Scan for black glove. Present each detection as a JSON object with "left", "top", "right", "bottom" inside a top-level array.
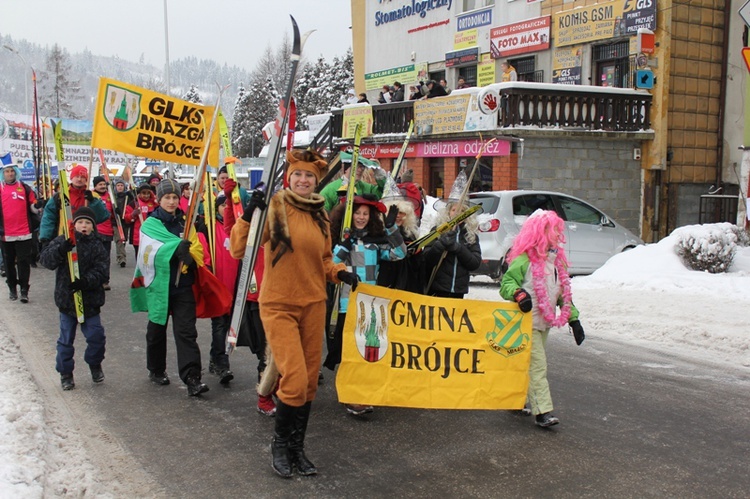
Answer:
[
  {"left": 384, "top": 204, "right": 399, "bottom": 228},
  {"left": 513, "top": 288, "right": 532, "bottom": 313},
  {"left": 241, "top": 190, "right": 267, "bottom": 222},
  {"left": 85, "top": 190, "right": 95, "bottom": 203},
  {"left": 440, "top": 230, "right": 459, "bottom": 252},
  {"left": 176, "top": 239, "right": 194, "bottom": 266},
  {"left": 337, "top": 270, "right": 360, "bottom": 291},
  {"left": 569, "top": 320, "right": 585, "bottom": 346},
  {"left": 59, "top": 238, "right": 76, "bottom": 255},
  {"left": 69, "top": 278, "right": 85, "bottom": 292},
  {"left": 339, "top": 233, "right": 354, "bottom": 253},
  {"left": 34, "top": 198, "right": 47, "bottom": 209}
]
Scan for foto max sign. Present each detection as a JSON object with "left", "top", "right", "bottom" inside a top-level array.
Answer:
[{"left": 490, "top": 16, "right": 551, "bottom": 58}]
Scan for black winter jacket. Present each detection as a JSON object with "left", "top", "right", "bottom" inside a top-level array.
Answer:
[
  {"left": 39, "top": 231, "right": 108, "bottom": 317},
  {"left": 422, "top": 225, "right": 481, "bottom": 295}
]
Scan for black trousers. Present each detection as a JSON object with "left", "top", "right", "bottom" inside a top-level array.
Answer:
[
  {"left": 146, "top": 290, "right": 202, "bottom": 383},
  {"left": 2, "top": 239, "right": 33, "bottom": 290},
  {"left": 100, "top": 238, "right": 112, "bottom": 283}
]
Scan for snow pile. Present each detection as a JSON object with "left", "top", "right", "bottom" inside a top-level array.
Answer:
[
  {"left": 674, "top": 222, "right": 739, "bottom": 273},
  {"left": 572, "top": 225, "right": 750, "bottom": 367},
  {"left": 0, "top": 331, "right": 113, "bottom": 498}
]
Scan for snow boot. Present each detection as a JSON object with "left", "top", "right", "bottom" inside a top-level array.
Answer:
[
  {"left": 19, "top": 287, "right": 29, "bottom": 303},
  {"left": 289, "top": 401, "right": 317, "bottom": 476},
  {"left": 8, "top": 285, "right": 17, "bottom": 301},
  {"left": 90, "top": 364, "right": 105, "bottom": 383},
  {"left": 61, "top": 374, "right": 75, "bottom": 391},
  {"left": 186, "top": 375, "right": 209, "bottom": 396},
  {"left": 271, "top": 400, "right": 296, "bottom": 478},
  {"left": 148, "top": 371, "right": 170, "bottom": 386},
  {"left": 535, "top": 412, "right": 560, "bottom": 428}
]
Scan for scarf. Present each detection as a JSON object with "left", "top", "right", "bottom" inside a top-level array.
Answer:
[{"left": 268, "top": 189, "right": 329, "bottom": 267}]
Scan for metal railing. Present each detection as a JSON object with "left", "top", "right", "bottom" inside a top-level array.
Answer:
[{"left": 331, "top": 83, "right": 651, "bottom": 136}]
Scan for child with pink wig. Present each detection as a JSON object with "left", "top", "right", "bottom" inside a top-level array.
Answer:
[{"left": 499, "top": 210, "right": 585, "bottom": 428}]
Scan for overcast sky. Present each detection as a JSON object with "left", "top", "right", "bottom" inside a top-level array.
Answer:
[{"left": 0, "top": 0, "right": 353, "bottom": 71}]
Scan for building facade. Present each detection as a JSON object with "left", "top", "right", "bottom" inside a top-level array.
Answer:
[{"left": 348, "top": 0, "right": 740, "bottom": 241}]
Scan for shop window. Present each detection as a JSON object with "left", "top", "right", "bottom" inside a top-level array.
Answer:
[
  {"left": 458, "top": 66, "right": 478, "bottom": 87},
  {"left": 460, "top": 0, "right": 494, "bottom": 13},
  {"left": 429, "top": 158, "right": 445, "bottom": 198},
  {"left": 593, "top": 41, "right": 632, "bottom": 88},
  {"left": 508, "top": 57, "right": 543, "bottom": 82}
]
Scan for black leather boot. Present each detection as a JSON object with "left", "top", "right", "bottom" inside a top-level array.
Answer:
[
  {"left": 289, "top": 401, "right": 317, "bottom": 476},
  {"left": 271, "top": 400, "right": 296, "bottom": 478}
]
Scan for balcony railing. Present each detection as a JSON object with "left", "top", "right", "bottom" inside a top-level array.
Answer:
[{"left": 331, "top": 83, "right": 651, "bottom": 137}]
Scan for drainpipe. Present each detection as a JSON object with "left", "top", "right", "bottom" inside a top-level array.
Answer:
[{"left": 716, "top": 2, "right": 730, "bottom": 186}]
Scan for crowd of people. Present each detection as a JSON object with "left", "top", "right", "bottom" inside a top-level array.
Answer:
[{"left": 1, "top": 142, "right": 584, "bottom": 478}]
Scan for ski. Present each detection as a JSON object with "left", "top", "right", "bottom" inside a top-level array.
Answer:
[
  {"left": 407, "top": 204, "right": 482, "bottom": 253},
  {"left": 226, "top": 15, "right": 303, "bottom": 355},
  {"left": 53, "top": 120, "right": 85, "bottom": 323},
  {"left": 268, "top": 96, "right": 297, "bottom": 193},
  {"left": 328, "top": 123, "right": 363, "bottom": 334},
  {"left": 203, "top": 170, "right": 216, "bottom": 269},
  {"left": 217, "top": 111, "right": 245, "bottom": 221},
  {"left": 390, "top": 119, "right": 414, "bottom": 180},
  {"left": 97, "top": 149, "right": 126, "bottom": 243},
  {"left": 176, "top": 82, "right": 230, "bottom": 285}
]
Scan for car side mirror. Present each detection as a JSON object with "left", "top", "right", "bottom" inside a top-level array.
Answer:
[{"left": 600, "top": 215, "right": 615, "bottom": 227}]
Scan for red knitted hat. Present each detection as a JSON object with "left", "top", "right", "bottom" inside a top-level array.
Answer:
[{"left": 70, "top": 165, "right": 88, "bottom": 179}]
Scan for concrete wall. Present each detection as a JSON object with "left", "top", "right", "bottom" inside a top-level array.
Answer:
[{"left": 518, "top": 136, "right": 643, "bottom": 234}]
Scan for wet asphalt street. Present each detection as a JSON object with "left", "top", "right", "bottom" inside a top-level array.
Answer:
[{"left": 4, "top": 261, "right": 749, "bottom": 498}]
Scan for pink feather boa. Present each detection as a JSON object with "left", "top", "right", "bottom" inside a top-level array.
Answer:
[{"left": 529, "top": 251, "right": 572, "bottom": 328}]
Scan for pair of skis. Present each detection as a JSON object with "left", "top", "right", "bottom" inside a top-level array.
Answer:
[
  {"left": 175, "top": 82, "right": 230, "bottom": 285},
  {"left": 226, "top": 16, "right": 308, "bottom": 355},
  {"left": 328, "top": 124, "right": 363, "bottom": 335},
  {"left": 407, "top": 204, "right": 482, "bottom": 253},
  {"left": 96, "top": 149, "right": 126, "bottom": 243},
  {"left": 52, "top": 120, "right": 85, "bottom": 324}
]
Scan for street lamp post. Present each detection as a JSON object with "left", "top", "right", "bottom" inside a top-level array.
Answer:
[{"left": 3, "top": 45, "right": 29, "bottom": 116}]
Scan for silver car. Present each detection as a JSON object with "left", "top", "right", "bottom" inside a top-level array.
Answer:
[{"left": 469, "top": 190, "right": 644, "bottom": 278}]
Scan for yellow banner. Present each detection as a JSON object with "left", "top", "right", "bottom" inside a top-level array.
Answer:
[
  {"left": 477, "top": 53, "right": 496, "bottom": 87},
  {"left": 342, "top": 105, "right": 373, "bottom": 139},
  {"left": 454, "top": 29, "right": 478, "bottom": 49},
  {"left": 364, "top": 63, "right": 429, "bottom": 91},
  {"left": 336, "top": 284, "right": 532, "bottom": 410},
  {"left": 91, "top": 77, "right": 220, "bottom": 166}
]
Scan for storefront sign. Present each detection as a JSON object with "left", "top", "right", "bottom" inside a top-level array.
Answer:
[
  {"left": 456, "top": 7, "right": 493, "bottom": 31},
  {"left": 477, "top": 53, "right": 496, "bottom": 86},
  {"left": 552, "top": 46, "right": 583, "bottom": 85},
  {"left": 414, "top": 93, "right": 496, "bottom": 135},
  {"left": 445, "top": 47, "right": 479, "bottom": 68},
  {"left": 454, "top": 29, "right": 478, "bottom": 49},
  {"left": 374, "top": 0, "right": 453, "bottom": 27},
  {"left": 92, "top": 77, "right": 220, "bottom": 166},
  {"left": 356, "top": 138, "right": 510, "bottom": 159},
  {"left": 365, "top": 62, "right": 429, "bottom": 91},
  {"left": 490, "top": 16, "right": 551, "bottom": 59},
  {"left": 552, "top": 0, "right": 657, "bottom": 47},
  {"left": 341, "top": 105, "right": 374, "bottom": 139}
]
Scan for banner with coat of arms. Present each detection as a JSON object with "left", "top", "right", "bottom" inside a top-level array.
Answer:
[
  {"left": 91, "top": 77, "right": 220, "bottom": 166},
  {"left": 335, "top": 284, "right": 533, "bottom": 410}
]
